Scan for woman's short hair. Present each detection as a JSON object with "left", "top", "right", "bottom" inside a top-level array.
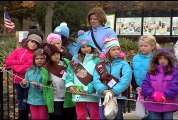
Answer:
[{"left": 87, "top": 7, "right": 107, "bottom": 27}]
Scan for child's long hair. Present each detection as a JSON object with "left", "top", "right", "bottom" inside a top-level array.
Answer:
[
  {"left": 148, "top": 49, "right": 175, "bottom": 75},
  {"left": 138, "top": 35, "right": 161, "bottom": 52},
  {"left": 32, "top": 48, "right": 46, "bottom": 73},
  {"left": 78, "top": 46, "right": 100, "bottom": 62}
]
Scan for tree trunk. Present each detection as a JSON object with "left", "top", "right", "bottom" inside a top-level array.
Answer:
[{"left": 45, "top": 1, "right": 55, "bottom": 40}]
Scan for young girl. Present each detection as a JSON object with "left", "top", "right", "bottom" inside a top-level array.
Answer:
[
  {"left": 93, "top": 36, "right": 132, "bottom": 120},
  {"left": 20, "top": 48, "right": 48, "bottom": 119},
  {"left": 5, "top": 34, "right": 43, "bottom": 120},
  {"left": 54, "top": 22, "right": 73, "bottom": 60},
  {"left": 141, "top": 48, "right": 178, "bottom": 120},
  {"left": 65, "top": 30, "right": 101, "bottom": 120},
  {"left": 46, "top": 32, "right": 76, "bottom": 120},
  {"left": 42, "top": 43, "right": 67, "bottom": 120},
  {"left": 132, "top": 35, "right": 160, "bottom": 96}
]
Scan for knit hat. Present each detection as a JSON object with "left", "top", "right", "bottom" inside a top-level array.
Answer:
[
  {"left": 76, "top": 30, "right": 97, "bottom": 53},
  {"left": 43, "top": 43, "right": 60, "bottom": 59},
  {"left": 26, "top": 34, "right": 43, "bottom": 45},
  {"left": 54, "top": 22, "right": 69, "bottom": 38},
  {"left": 47, "top": 33, "right": 62, "bottom": 44},
  {"left": 152, "top": 48, "right": 175, "bottom": 66},
  {"left": 100, "top": 36, "right": 123, "bottom": 59}
]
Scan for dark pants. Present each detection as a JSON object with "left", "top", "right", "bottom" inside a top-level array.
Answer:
[
  {"left": 64, "top": 107, "right": 77, "bottom": 120},
  {"left": 15, "top": 84, "right": 29, "bottom": 120},
  {"left": 149, "top": 111, "right": 173, "bottom": 120},
  {"left": 101, "top": 98, "right": 124, "bottom": 120}
]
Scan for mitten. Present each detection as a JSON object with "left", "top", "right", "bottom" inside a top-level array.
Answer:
[{"left": 152, "top": 92, "right": 166, "bottom": 103}]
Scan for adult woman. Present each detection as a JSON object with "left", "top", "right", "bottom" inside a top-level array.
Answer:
[{"left": 85, "top": 7, "right": 118, "bottom": 52}]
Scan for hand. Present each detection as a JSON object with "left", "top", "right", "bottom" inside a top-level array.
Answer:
[
  {"left": 22, "top": 79, "right": 28, "bottom": 85},
  {"left": 31, "top": 82, "right": 41, "bottom": 89},
  {"left": 136, "top": 87, "right": 142, "bottom": 93},
  {"left": 79, "top": 90, "right": 86, "bottom": 95},
  {"left": 70, "top": 86, "right": 77, "bottom": 94},
  {"left": 152, "top": 92, "right": 166, "bottom": 103}
]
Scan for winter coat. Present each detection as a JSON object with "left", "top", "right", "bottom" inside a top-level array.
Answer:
[
  {"left": 65, "top": 53, "right": 101, "bottom": 102},
  {"left": 5, "top": 48, "right": 34, "bottom": 84},
  {"left": 93, "top": 58, "right": 132, "bottom": 97},
  {"left": 86, "top": 25, "right": 118, "bottom": 51},
  {"left": 132, "top": 52, "right": 154, "bottom": 87},
  {"left": 22, "top": 66, "right": 46, "bottom": 105},
  {"left": 142, "top": 65, "right": 178, "bottom": 112}
]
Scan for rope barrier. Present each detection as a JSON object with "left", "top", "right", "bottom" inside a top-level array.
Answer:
[{"left": 1, "top": 67, "right": 178, "bottom": 106}]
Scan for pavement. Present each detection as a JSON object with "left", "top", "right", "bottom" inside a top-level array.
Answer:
[{"left": 124, "top": 111, "right": 178, "bottom": 119}]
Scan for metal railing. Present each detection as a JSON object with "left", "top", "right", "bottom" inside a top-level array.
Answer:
[
  {"left": 0, "top": 68, "right": 136, "bottom": 119},
  {"left": 0, "top": 68, "right": 17, "bottom": 120}
]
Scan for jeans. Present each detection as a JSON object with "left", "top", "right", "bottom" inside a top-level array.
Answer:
[
  {"left": 149, "top": 111, "right": 173, "bottom": 120},
  {"left": 15, "top": 84, "right": 29, "bottom": 110}
]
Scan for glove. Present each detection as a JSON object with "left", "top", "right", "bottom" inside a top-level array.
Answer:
[
  {"left": 152, "top": 92, "right": 166, "bottom": 103},
  {"left": 103, "top": 92, "right": 113, "bottom": 106}
]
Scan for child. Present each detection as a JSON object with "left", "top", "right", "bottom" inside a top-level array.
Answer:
[
  {"left": 132, "top": 35, "right": 160, "bottom": 96},
  {"left": 20, "top": 48, "right": 48, "bottom": 119},
  {"left": 54, "top": 22, "right": 73, "bottom": 60},
  {"left": 46, "top": 32, "right": 77, "bottom": 120},
  {"left": 65, "top": 30, "right": 101, "bottom": 120},
  {"left": 93, "top": 36, "right": 132, "bottom": 120},
  {"left": 42, "top": 43, "right": 67, "bottom": 120},
  {"left": 5, "top": 34, "right": 43, "bottom": 120},
  {"left": 141, "top": 48, "right": 178, "bottom": 120}
]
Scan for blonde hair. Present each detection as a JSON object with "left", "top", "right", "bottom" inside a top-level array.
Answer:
[
  {"left": 138, "top": 35, "right": 161, "bottom": 51},
  {"left": 86, "top": 7, "right": 107, "bottom": 27}
]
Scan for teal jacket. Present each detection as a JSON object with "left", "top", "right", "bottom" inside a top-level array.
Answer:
[
  {"left": 132, "top": 52, "right": 154, "bottom": 87},
  {"left": 22, "top": 66, "right": 46, "bottom": 105},
  {"left": 65, "top": 54, "right": 101, "bottom": 102}
]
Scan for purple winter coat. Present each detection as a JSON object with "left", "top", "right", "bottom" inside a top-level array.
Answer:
[{"left": 142, "top": 65, "right": 178, "bottom": 112}]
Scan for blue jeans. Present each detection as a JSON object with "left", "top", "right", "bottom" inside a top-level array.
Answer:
[
  {"left": 15, "top": 84, "right": 29, "bottom": 110},
  {"left": 100, "top": 99, "right": 124, "bottom": 120},
  {"left": 149, "top": 111, "right": 173, "bottom": 120}
]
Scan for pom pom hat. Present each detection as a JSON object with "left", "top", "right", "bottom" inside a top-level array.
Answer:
[
  {"left": 76, "top": 30, "right": 97, "bottom": 53},
  {"left": 54, "top": 22, "right": 69, "bottom": 38},
  {"left": 47, "top": 33, "right": 62, "bottom": 44},
  {"left": 99, "top": 36, "right": 120, "bottom": 59}
]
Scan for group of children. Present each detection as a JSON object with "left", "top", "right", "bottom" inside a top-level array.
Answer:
[{"left": 5, "top": 21, "right": 178, "bottom": 120}]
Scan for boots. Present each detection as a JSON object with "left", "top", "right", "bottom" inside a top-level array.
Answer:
[{"left": 18, "top": 110, "right": 29, "bottom": 120}]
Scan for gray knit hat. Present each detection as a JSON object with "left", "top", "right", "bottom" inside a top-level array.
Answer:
[{"left": 27, "top": 34, "right": 43, "bottom": 45}]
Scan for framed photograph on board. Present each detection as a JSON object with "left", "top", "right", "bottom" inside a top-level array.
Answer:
[
  {"left": 172, "top": 17, "right": 178, "bottom": 35},
  {"left": 143, "top": 17, "right": 170, "bottom": 35},
  {"left": 116, "top": 17, "right": 142, "bottom": 35},
  {"left": 106, "top": 14, "right": 115, "bottom": 30}
]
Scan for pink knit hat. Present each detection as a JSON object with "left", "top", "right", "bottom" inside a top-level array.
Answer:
[{"left": 47, "top": 33, "right": 62, "bottom": 44}]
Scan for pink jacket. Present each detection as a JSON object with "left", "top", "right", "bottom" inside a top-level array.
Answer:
[{"left": 5, "top": 48, "right": 34, "bottom": 84}]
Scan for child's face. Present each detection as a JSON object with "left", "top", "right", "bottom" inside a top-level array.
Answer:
[
  {"left": 108, "top": 46, "right": 121, "bottom": 59},
  {"left": 158, "top": 55, "right": 169, "bottom": 66},
  {"left": 50, "top": 39, "right": 62, "bottom": 51},
  {"left": 139, "top": 40, "right": 154, "bottom": 55},
  {"left": 80, "top": 45, "right": 92, "bottom": 54},
  {"left": 35, "top": 55, "right": 46, "bottom": 66},
  {"left": 51, "top": 53, "right": 60, "bottom": 63},
  {"left": 27, "top": 40, "right": 39, "bottom": 50}
]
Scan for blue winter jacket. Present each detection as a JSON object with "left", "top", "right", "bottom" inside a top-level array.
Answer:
[
  {"left": 93, "top": 58, "right": 132, "bottom": 97},
  {"left": 68, "top": 25, "right": 118, "bottom": 56},
  {"left": 132, "top": 52, "right": 154, "bottom": 87},
  {"left": 86, "top": 25, "right": 118, "bottom": 50}
]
